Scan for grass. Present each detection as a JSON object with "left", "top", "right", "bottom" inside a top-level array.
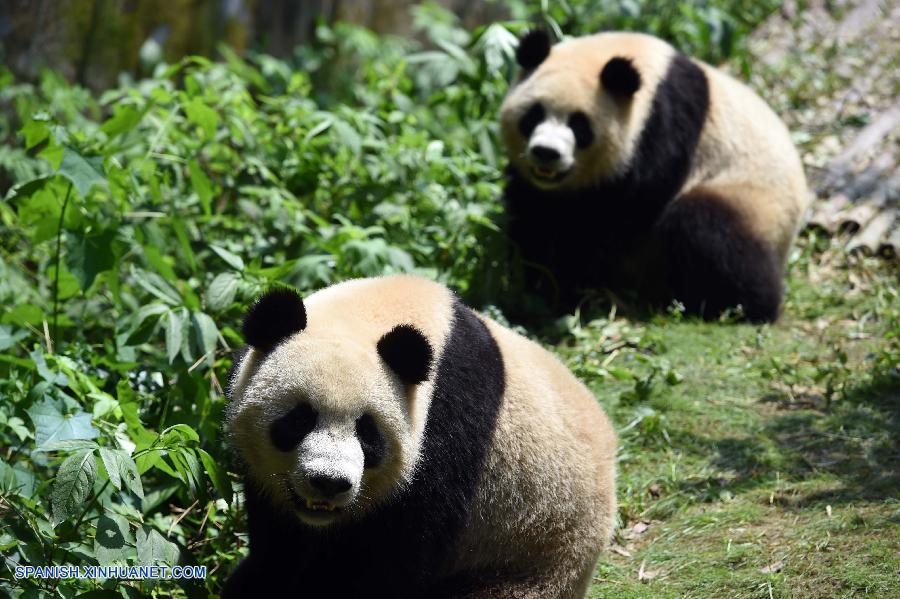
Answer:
[{"left": 566, "top": 238, "right": 900, "bottom": 597}]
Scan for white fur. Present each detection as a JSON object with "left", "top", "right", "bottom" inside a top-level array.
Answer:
[
  {"left": 294, "top": 419, "right": 364, "bottom": 498},
  {"left": 528, "top": 119, "right": 576, "bottom": 175}
]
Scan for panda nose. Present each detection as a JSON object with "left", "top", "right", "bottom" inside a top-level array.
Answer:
[
  {"left": 530, "top": 145, "right": 561, "bottom": 164},
  {"left": 309, "top": 474, "right": 352, "bottom": 497}
]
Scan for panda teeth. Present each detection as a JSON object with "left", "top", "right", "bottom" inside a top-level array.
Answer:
[{"left": 304, "top": 498, "right": 335, "bottom": 512}]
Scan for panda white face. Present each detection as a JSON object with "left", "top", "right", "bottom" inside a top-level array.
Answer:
[
  {"left": 267, "top": 399, "right": 377, "bottom": 526},
  {"left": 229, "top": 338, "right": 408, "bottom": 528},
  {"left": 516, "top": 102, "right": 595, "bottom": 189},
  {"left": 501, "top": 76, "right": 630, "bottom": 193},
  {"left": 228, "top": 288, "right": 436, "bottom": 528},
  {"left": 500, "top": 31, "right": 657, "bottom": 192}
]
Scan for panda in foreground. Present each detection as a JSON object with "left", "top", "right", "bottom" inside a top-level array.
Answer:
[
  {"left": 501, "top": 30, "right": 810, "bottom": 322},
  {"left": 223, "top": 275, "right": 617, "bottom": 598}
]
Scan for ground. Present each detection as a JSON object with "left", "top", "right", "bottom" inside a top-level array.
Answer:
[{"left": 572, "top": 245, "right": 898, "bottom": 597}]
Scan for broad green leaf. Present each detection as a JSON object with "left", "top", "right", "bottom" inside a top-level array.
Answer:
[
  {"left": 31, "top": 348, "right": 66, "bottom": 385},
  {"left": 116, "top": 380, "right": 144, "bottom": 435},
  {"left": 209, "top": 245, "right": 244, "bottom": 271},
  {"left": 101, "top": 105, "right": 142, "bottom": 137},
  {"left": 2, "top": 304, "right": 45, "bottom": 327},
  {"left": 5, "top": 175, "right": 51, "bottom": 203},
  {"left": 98, "top": 447, "right": 124, "bottom": 490},
  {"left": 46, "top": 262, "right": 80, "bottom": 300},
  {"left": 192, "top": 311, "right": 218, "bottom": 368},
  {"left": 206, "top": 272, "right": 239, "bottom": 311},
  {"left": 187, "top": 160, "right": 213, "bottom": 216},
  {"left": 332, "top": 119, "right": 362, "bottom": 155},
  {"left": 51, "top": 448, "right": 97, "bottom": 526},
  {"left": 184, "top": 98, "right": 219, "bottom": 139},
  {"left": 40, "top": 141, "right": 64, "bottom": 168},
  {"left": 94, "top": 513, "right": 134, "bottom": 564},
  {"left": 133, "top": 268, "right": 181, "bottom": 305},
  {"left": 37, "top": 439, "right": 98, "bottom": 451},
  {"left": 170, "top": 448, "right": 202, "bottom": 494},
  {"left": 27, "top": 400, "right": 99, "bottom": 450},
  {"left": 90, "top": 391, "right": 119, "bottom": 420},
  {"left": 58, "top": 147, "right": 106, "bottom": 197},
  {"left": 113, "top": 423, "right": 136, "bottom": 456},
  {"left": 125, "top": 302, "right": 169, "bottom": 345},
  {"left": 136, "top": 526, "right": 179, "bottom": 566},
  {"left": 0, "top": 461, "right": 36, "bottom": 497},
  {"left": 0, "top": 325, "right": 28, "bottom": 351},
  {"left": 20, "top": 119, "right": 50, "bottom": 149},
  {"left": 165, "top": 309, "right": 186, "bottom": 363},
  {"left": 170, "top": 218, "right": 197, "bottom": 272},
  {"left": 118, "top": 452, "right": 144, "bottom": 499},
  {"left": 159, "top": 423, "right": 200, "bottom": 445},
  {"left": 65, "top": 228, "right": 117, "bottom": 291},
  {"left": 4, "top": 416, "right": 31, "bottom": 442},
  {"left": 198, "top": 448, "right": 232, "bottom": 505}
]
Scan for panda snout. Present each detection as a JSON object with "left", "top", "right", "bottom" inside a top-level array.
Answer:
[
  {"left": 530, "top": 145, "right": 561, "bottom": 164},
  {"left": 308, "top": 473, "right": 353, "bottom": 498}
]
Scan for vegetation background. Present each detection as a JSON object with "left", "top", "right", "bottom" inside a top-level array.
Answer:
[{"left": 0, "top": 1, "right": 897, "bottom": 597}]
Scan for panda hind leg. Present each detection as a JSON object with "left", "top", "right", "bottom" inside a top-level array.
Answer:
[{"left": 657, "top": 186, "right": 783, "bottom": 323}]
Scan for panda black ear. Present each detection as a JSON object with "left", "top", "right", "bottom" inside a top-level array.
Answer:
[
  {"left": 377, "top": 325, "right": 434, "bottom": 385},
  {"left": 601, "top": 57, "right": 641, "bottom": 97},
  {"left": 516, "top": 29, "right": 551, "bottom": 70},
  {"left": 243, "top": 288, "right": 306, "bottom": 352}
]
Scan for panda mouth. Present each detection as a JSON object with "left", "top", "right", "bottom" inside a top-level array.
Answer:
[
  {"left": 288, "top": 488, "right": 343, "bottom": 515},
  {"left": 530, "top": 165, "right": 570, "bottom": 183}
]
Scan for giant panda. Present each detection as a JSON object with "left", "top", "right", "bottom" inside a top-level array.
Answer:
[
  {"left": 500, "top": 30, "right": 810, "bottom": 322},
  {"left": 222, "top": 275, "right": 617, "bottom": 598}
]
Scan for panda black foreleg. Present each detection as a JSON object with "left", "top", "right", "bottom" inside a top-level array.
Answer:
[{"left": 656, "top": 188, "right": 783, "bottom": 323}]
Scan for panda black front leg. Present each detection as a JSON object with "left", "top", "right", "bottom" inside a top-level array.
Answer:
[{"left": 657, "top": 187, "right": 784, "bottom": 322}]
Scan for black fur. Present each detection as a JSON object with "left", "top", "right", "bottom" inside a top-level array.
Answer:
[
  {"left": 505, "top": 51, "right": 723, "bottom": 316},
  {"left": 377, "top": 324, "right": 434, "bottom": 384},
  {"left": 600, "top": 57, "right": 642, "bottom": 96},
  {"left": 659, "top": 189, "right": 783, "bottom": 322},
  {"left": 516, "top": 29, "right": 551, "bottom": 70},
  {"left": 242, "top": 288, "right": 306, "bottom": 352},
  {"left": 356, "top": 413, "right": 386, "bottom": 468},
  {"left": 518, "top": 102, "right": 545, "bottom": 137},
  {"left": 568, "top": 111, "right": 594, "bottom": 148},
  {"left": 269, "top": 403, "right": 317, "bottom": 452},
  {"left": 222, "top": 301, "right": 506, "bottom": 598}
]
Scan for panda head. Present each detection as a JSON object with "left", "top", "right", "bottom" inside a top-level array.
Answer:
[
  {"left": 226, "top": 287, "right": 434, "bottom": 527},
  {"left": 500, "top": 31, "right": 668, "bottom": 191}
]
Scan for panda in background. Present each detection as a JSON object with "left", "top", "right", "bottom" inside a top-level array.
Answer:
[
  {"left": 500, "top": 30, "right": 810, "bottom": 322},
  {"left": 223, "top": 275, "right": 617, "bottom": 598}
]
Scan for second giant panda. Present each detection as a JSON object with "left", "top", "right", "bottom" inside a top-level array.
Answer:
[
  {"left": 500, "top": 30, "right": 810, "bottom": 322},
  {"left": 223, "top": 275, "right": 617, "bottom": 598}
]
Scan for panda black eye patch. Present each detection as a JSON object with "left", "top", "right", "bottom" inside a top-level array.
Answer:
[
  {"left": 356, "top": 413, "right": 386, "bottom": 469},
  {"left": 568, "top": 111, "right": 594, "bottom": 148},
  {"left": 518, "top": 103, "right": 545, "bottom": 137},
  {"left": 269, "top": 402, "right": 317, "bottom": 452}
]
